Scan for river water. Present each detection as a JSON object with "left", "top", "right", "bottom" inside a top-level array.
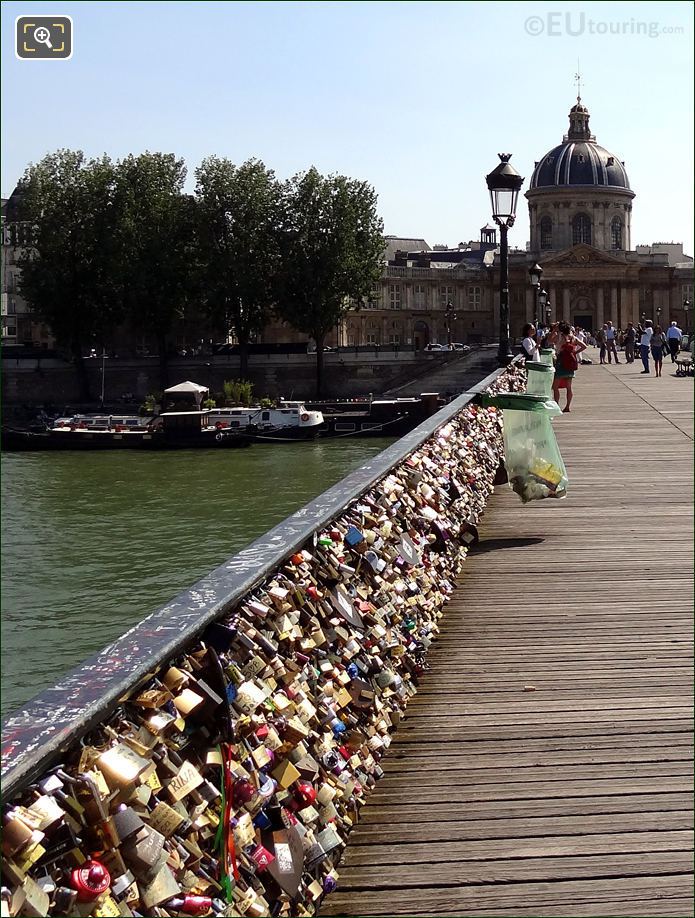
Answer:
[{"left": 0, "top": 438, "right": 394, "bottom": 718}]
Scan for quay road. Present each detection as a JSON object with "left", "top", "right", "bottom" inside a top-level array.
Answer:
[{"left": 321, "top": 353, "right": 694, "bottom": 917}]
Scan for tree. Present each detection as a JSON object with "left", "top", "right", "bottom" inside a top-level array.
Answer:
[
  {"left": 116, "top": 153, "right": 196, "bottom": 387},
  {"left": 276, "top": 168, "right": 385, "bottom": 395},
  {"left": 195, "top": 157, "right": 281, "bottom": 379},
  {"left": 16, "top": 150, "right": 122, "bottom": 399}
]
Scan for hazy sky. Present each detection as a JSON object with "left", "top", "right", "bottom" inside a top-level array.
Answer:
[{"left": 2, "top": 0, "right": 693, "bottom": 253}]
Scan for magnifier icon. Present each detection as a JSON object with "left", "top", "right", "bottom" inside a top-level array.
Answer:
[{"left": 33, "top": 26, "right": 53, "bottom": 49}]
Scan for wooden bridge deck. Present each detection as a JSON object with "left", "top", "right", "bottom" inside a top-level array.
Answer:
[{"left": 322, "top": 356, "right": 694, "bottom": 917}]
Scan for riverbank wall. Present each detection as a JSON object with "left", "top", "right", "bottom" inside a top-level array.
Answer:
[{"left": 1, "top": 350, "right": 472, "bottom": 410}]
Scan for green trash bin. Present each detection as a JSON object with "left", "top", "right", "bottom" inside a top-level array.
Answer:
[
  {"left": 525, "top": 361, "right": 555, "bottom": 398},
  {"left": 483, "top": 393, "right": 568, "bottom": 503},
  {"left": 539, "top": 347, "right": 555, "bottom": 366}
]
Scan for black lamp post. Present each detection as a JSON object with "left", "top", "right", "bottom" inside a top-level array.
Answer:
[
  {"left": 539, "top": 289, "right": 548, "bottom": 327},
  {"left": 528, "top": 262, "right": 543, "bottom": 327},
  {"left": 545, "top": 301, "right": 552, "bottom": 326},
  {"left": 445, "top": 301, "right": 456, "bottom": 349},
  {"left": 486, "top": 154, "right": 525, "bottom": 366},
  {"left": 684, "top": 299, "right": 691, "bottom": 333}
]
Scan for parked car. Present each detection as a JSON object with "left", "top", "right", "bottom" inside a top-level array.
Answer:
[
  {"left": 424, "top": 343, "right": 446, "bottom": 352},
  {"left": 451, "top": 343, "right": 471, "bottom": 352}
]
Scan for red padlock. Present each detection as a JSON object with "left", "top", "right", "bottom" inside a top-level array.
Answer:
[
  {"left": 70, "top": 860, "right": 110, "bottom": 901},
  {"left": 294, "top": 781, "right": 317, "bottom": 808}
]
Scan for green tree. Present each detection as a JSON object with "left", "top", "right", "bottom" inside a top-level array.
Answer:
[
  {"left": 276, "top": 168, "right": 385, "bottom": 395},
  {"left": 195, "top": 157, "right": 281, "bottom": 379},
  {"left": 16, "top": 150, "right": 122, "bottom": 399},
  {"left": 116, "top": 152, "right": 196, "bottom": 387}
]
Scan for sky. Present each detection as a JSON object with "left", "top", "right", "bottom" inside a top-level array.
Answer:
[{"left": 2, "top": 0, "right": 693, "bottom": 254}]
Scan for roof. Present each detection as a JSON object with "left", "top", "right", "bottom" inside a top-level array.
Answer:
[
  {"left": 163, "top": 380, "right": 209, "bottom": 395},
  {"left": 384, "top": 237, "right": 431, "bottom": 261},
  {"left": 530, "top": 141, "right": 631, "bottom": 191}
]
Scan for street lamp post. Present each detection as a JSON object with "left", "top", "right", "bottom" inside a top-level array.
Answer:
[
  {"left": 545, "top": 302, "right": 552, "bottom": 326},
  {"left": 445, "top": 301, "right": 456, "bottom": 349},
  {"left": 528, "top": 262, "right": 543, "bottom": 327},
  {"left": 656, "top": 306, "right": 662, "bottom": 328},
  {"left": 486, "top": 154, "right": 525, "bottom": 366},
  {"left": 684, "top": 299, "right": 692, "bottom": 333}
]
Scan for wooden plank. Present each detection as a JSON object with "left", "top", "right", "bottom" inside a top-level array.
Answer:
[
  {"left": 342, "top": 830, "right": 693, "bottom": 867},
  {"left": 350, "top": 810, "right": 694, "bottom": 844}
]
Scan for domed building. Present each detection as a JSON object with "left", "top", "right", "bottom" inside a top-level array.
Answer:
[
  {"left": 503, "top": 97, "right": 693, "bottom": 335},
  {"left": 527, "top": 98, "right": 634, "bottom": 255}
]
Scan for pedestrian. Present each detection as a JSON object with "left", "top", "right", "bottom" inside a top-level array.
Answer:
[
  {"left": 596, "top": 326, "right": 607, "bottom": 363},
  {"left": 520, "top": 323, "right": 540, "bottom": 361},
  {"left": 650, "top": 325, "right": 666, "bottom": 377},
  {"left": 548, "top": 322, "right": 587, "bottom": 413},
  {"left": 605, "top": 321, "right": 620, "bottom": 363},
  {"left": 623, "top": 322, "right": 636, "bottom": 362},
  {"left": 639, "top": 321, "right": 653, "bottom": 373},
  {"left": 666, "top": 321, "right": 683, "bottom": 363}
]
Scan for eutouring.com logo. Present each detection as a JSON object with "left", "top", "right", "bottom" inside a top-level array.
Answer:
[{"left": 524, "top": 12, "right": 685, "bottom": 39}]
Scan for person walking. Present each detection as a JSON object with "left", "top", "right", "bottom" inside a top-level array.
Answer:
[
  {"left": 548, "top": 322, "right": 587, "bottom": 412},
  {"left": 639, "top": 320, "right": 653, "bottom": 373},
  {"left": 623, "top": 322, "right": 636, "bottom": 363},
  {"left": 650, "top": 325, "right": 666, "bottom": 377},
  {"left": 666, "top": 321, "right": 683, "bottom": 363},
  {"left": 605, "top": 321, "right": 620, "bottom": 363},
  {"left": 596, "top": 326, "right": 607, "bottom": 364}
]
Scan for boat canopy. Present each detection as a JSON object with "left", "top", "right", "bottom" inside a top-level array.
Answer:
[
  {"left": 163, "top": 380, "right": 209, "bottom": 410},
  {"left": 164, "top": 381, "right": 209, "bottom": 396}
]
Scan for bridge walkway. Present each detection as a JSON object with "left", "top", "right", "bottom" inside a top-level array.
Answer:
[{"left": 321, "top": 355, "right": 694, "bottom": 917}]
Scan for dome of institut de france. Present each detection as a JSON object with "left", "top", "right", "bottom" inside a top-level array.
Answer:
[{"left": 530, "top": 98, "right": 631, "bottom": 191}]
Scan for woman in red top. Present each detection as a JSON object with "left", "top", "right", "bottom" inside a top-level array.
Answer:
[{"left": 547, "top": 322, "right": 587, "bottom": 413}]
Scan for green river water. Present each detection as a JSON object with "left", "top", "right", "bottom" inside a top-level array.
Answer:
[{"left": 0, "top": 438, "right": 394, "bottom": 718}]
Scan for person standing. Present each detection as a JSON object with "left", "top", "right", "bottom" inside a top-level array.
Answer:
[
  {"left": 639, "top": 321, "right": 653, "bottom": 373},
  {"left": 666, "top": 321, "right": 683, "bottom": 363},
  {"left": 605, "top": 321, "right": 620, "bottom": 363},
  {"left": 623, "top": 323, "right": 636, "bottom": 363},
  {"left": 596, "top": 326, "right": 607, "bottom": 364},
  {"left": 520, "top": 323, "right": 540, "bottom": 361},
  {"left": 548, "top": 322, "right": 587, "bottom": 412},
  {"left": 650, "top": 325, "right": 666, "bottom": 377}
]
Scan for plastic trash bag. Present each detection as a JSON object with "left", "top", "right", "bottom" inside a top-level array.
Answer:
[
  {"left": 484, "top": 393, "right": 568, "bottom": 503},
  {"left": 524, "top": 361, "right": 555, "bottom": 399}
]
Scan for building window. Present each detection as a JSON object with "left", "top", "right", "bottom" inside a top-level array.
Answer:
[
  {"left": 388, "top": 334, "right": 401, "bottom": 345},
  {"left": 414, "top": 284, "right": 426, "bottom": 308},
  {"left": 367, "top": 284, "right": 381, "bottom": 309},
  {"left": 366, "top": 332, "right": 378, "bottom": 344},
  {"left": 610, "top": 216, "right": 623, "bottom": 250},
  {"left": 389, "top": 284, "right": 401, "bottom": 310},
  {"left": 439, "top": 285, "right": 454, "bottom": 309},
  {"left": 540, "top": 216, "right": 553, "bottom": 249},
  {"left": 467, "top": 286, "right": 482, "bottom": 310},
  {"left": 572, "top": 213, "right": 592, "bottom": 245}
]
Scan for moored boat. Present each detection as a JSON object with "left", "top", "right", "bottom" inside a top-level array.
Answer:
[{"left": 206, "top": 401, "right": 324, "bottom": 441}]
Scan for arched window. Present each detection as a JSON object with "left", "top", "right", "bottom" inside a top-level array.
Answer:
[
  {"left": 610, "top": 216, "right": 623, "bottom": 250},
  {"left": 572, "top": 213, "right": 592, "bottom": 245},
  {"left": 540, "top": 217, "right": 553, "bottom": 249}
]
